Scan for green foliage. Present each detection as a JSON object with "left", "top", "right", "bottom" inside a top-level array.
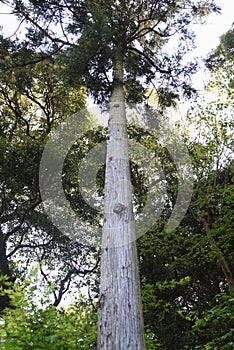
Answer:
[
  {"left": 206, "top": 25, "right": 234, "bottom": 98},
  {"left": 59, "top": 6, "right": 113, "bottom": 101},
  {"left": 0, "top": 3, "right": 232, "bottom": 349},
  {"left": 145, "top": 327, "right": 163, "bottom": 350},
  {"left": 0, "top": 46, "right": 99, "bottom": 308},
  {"left": 192, "top": 294, "right": 234, "bottom": 349},
  {"left": 206, "top": 26, "right": 234, "bottom": 72},
  {"left": 138, "top": 34, "right": 234, "bottom": 347},
  {"left": 0, "top": 276, "right": 97, "bottom": 350},
  {"left": 141, "top": 273, "right": 195, "bottom": 349},
  {"left": 6, "top": 0, "right": 220, "bottom": 104},
  {"left": 0, "top": 52, "right": 86, "bottom": 138}
]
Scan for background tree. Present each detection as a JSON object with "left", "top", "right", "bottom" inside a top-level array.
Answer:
[
  {"left": 0, "top": 274, "right": 98, "bottom": 350},
  {"left": 138, "top": 26, "right": 233, "bottom": 349},
  {"left": 206, "top": 25, "right": 234, "bottom": 73},
  {"left": 0, "top": 40, "right": 101, "bottom": 311},
  {"left": 1, "top": 0, "right": 221, "bottom": 348}
]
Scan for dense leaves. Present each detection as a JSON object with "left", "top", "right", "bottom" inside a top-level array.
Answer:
[
  {"left": 0, "top": 275, "right": 98, "bottom": 349},
  {"left": 137, "top": 27, "right": 234, "bottom": 348},
  {"left": 2, "top": 0, "right": 220, "bottom": 103},
  {"left": 0, "top": 2, "right": 233, "bottom": 349},
  {"left": 0, "top": 48, "right": 101, "bottom": 311}
]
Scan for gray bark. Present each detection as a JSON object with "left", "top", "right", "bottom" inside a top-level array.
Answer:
[{"left": 97, "top": 56, "right": 146, "bottom": 349}]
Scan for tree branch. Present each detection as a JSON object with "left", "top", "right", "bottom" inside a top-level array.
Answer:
[
  {"left": 128, "top": 46, "right": 171, "bottom": 75},
  {"left": 14, "top": 6, "right": 73, "bottom": 47},
  {"left": 1, "top": 45, "right": 65, "bottom": 71}
]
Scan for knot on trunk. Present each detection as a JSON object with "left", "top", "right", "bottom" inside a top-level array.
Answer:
[{"left": 113, "top": 203, "right": 126, "bottom": 214}]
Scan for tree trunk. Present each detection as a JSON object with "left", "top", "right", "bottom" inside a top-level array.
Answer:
[
  {"left": 0, "top": 232, "right": 14, "bottom": 312},
  {"left": 97, "top": 54, "right": 146, "bottom": 349},
  {"left": 199, "top": 217, "right": 234, "bottom": 298}
]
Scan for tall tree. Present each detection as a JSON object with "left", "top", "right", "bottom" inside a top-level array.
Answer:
[
  {"left": 1, "top": 0, "right": 221, "bottom": 348},
  {"left": 0, "top": 41, "right": 100, "bottom": 311}
]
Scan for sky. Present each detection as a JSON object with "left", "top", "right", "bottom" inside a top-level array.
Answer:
[
  {"left": 0, "top": 0, "right": 233, "bottom": 109},
  {"left": 0, "top": 0, "right": 233, "bottom": 53},
  {"left": 192, "top": 0, "right": 233, "bottom": 56}
]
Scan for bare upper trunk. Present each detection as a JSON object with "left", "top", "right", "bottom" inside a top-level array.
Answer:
[{"left": 97, "top": 54, "right": 145, "bottom": 349}]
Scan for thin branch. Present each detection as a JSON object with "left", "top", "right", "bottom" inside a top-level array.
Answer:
[
  {"left": 1, "top": 44, "right": 65, "bottom": 71},
  {"left": 128, "top": 46, "right": 171, "bottom": 74},
  {"left": 73, "top": 257, "right": 100, "bottom": 276},
  {"left": 124, "top": 7, "right": 170, "bottom": 46},
  {"left": 4, "top": 213, "right": 28, "bottom": 240},
  {"left": 15, "top": 6, "right": 72, "bottom": 47},
  {"left": 53, "top": 270, "right": 74, "bottom": 306},
  {"left": 88, "top": 285, "right": 97, "bottom": 311},
  {"left": 59, "top": 9, "right": 70, "bottom": 43},
  {"left": 23, "top": 90, "right": 49, "bottom": 118},
  {"left": 6, "top": 17, "right": 26, "bottom": 39},
  {"left": 39, "top": 262, "right": 59, "bottom": 303},
  {"left": 7, "top": 238, "right": 54, "bottom": 258},
  {"left": 6, "top": 228, "right": 28, "bottom": 258}
]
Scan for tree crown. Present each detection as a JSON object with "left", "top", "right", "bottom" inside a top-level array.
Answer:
[{"left": 3, "top": 0, "right": 221, "bottom": 103}]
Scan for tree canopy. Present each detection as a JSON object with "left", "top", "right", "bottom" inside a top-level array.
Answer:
[
  {"left": 2, "top": 0, "right": 220, "bottom": 104},
  {"left": 0, "top": 1, "right": 233, "bottom": 349}
]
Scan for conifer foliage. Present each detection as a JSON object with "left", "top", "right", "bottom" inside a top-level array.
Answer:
[{"left": 1, "top": 1, "right": 221, "bottom": 349}]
